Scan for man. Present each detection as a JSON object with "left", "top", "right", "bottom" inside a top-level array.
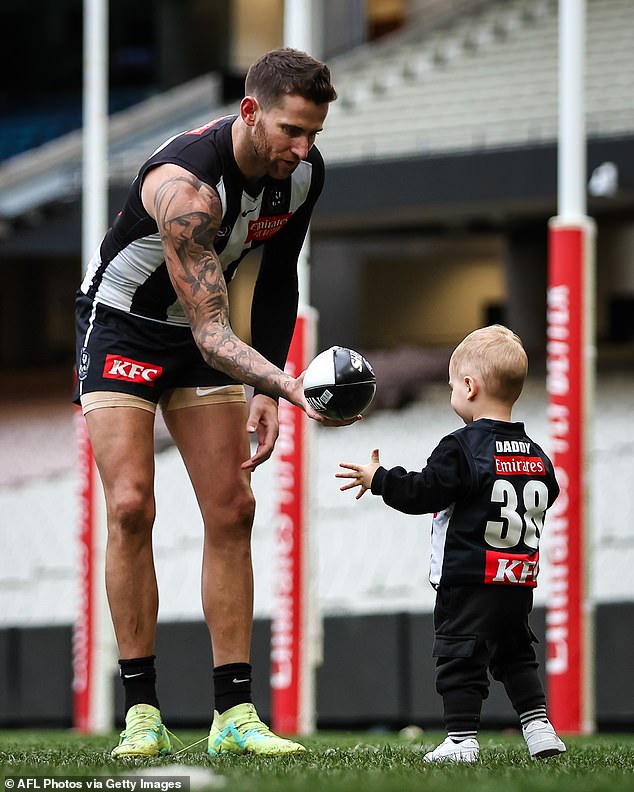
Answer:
[{"left": 74, "top": 48, "right": 344, "bottom": 758}]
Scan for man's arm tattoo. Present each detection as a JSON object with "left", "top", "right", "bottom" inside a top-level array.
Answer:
[{"left": 154, "top": 173, "right": 296, "bottom": 400}]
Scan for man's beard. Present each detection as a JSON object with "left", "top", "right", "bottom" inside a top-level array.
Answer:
[
  {"left": 252, "top": 119, "right": 272, "bottom": 164},
  {"left": 251, "top": 119, "right": 297, "bottom": 179}
]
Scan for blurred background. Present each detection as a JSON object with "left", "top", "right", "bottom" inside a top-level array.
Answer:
[{"left": 1, "top": 0, "right": 633, "bottom": 732}]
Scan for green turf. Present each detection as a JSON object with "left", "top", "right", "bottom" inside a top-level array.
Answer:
[{"left": 1, "top": 730, "right": 633, "bottom": 792}]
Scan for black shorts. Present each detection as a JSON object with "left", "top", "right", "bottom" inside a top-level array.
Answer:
[
  {"left": 432, "top": 584, "right": 536, "bottom": 653},
  {"left": 73, "top": 292, "right": 239, "bottom": 405}
]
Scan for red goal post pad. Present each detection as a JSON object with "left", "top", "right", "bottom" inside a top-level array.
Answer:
[
  {"left": 271, "top": 307, "right": 319, "bottom": 736},
  {"left": 73, "top": 411, "right": 116, "bottom": 733},
  {"left": 546, "top": 217, "right": 596, "bottom": 735}
]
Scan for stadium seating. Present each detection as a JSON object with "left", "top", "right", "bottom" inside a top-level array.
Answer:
[
  {"left": 1, "top": 0, "right": 633, "bottom": 220},
  {"left": 320, "top": 0, "right": 634, "bottom": 162},
  {"left": 0, "top": 89, "right": 151, "bottom": 163}
]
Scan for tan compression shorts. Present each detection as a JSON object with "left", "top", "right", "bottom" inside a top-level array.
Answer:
[{"left": 80, "top": 384, "right": 247, "bottom": 415}]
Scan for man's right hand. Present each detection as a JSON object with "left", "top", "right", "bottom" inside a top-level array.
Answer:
[{"left": 287, "top": 373, "right": 362, "bottom": 427}]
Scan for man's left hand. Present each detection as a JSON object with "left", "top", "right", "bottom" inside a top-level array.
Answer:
[{"left": 241, "top": 394, "right": 280, "bottom": 471}]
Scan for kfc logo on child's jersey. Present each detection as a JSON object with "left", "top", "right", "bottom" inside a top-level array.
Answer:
[{"left": 485, "top": 550, "right": 539, "bottom": 586}]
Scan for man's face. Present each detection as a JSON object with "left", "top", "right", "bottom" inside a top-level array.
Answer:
[{"left": 251, "top": 93, "right": 329, "bottom": 180}]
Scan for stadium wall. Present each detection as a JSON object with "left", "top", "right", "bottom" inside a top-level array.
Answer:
[{"left": 1, "top": 606, "right": 633, "bottom": 730}]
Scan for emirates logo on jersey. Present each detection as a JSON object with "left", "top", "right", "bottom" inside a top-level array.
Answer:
[
  {"left": 246, "top": 213, "right": 292, "bottom": 242},
  {"left": 494, "top": 455, "right": 546, "bottom": 475}
]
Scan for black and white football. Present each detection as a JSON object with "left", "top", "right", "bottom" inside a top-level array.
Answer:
[{"left": 303, "top": 346, "right": 376, "bottom": 420}]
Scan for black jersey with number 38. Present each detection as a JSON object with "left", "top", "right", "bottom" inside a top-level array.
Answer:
[{"left": 371, "top": 419, "right": 560, "bottom": 588}]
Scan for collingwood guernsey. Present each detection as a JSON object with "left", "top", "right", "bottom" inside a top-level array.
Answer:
[
  {"left": 80, "top": 115, "right": 323, "bottom": 353},
  {"left": 370, "top": 419, "right": 559, "bottom": 588}
]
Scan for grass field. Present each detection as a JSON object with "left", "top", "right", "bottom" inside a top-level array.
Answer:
[{"left": 1, "top": 729, "right": 633, "bottom": 792}]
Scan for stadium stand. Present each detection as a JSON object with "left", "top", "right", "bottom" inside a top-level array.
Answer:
[
  {"left": 0, "top": 74, "right": 221, "bottom": 221},
  {"left": 2, "top": 0, "right": 633, "bottom": 223},
  {"left": 0, "top": 89, "right": 152, "bottom": 163},
  {"left": 320, "top": 0, "right": 634, "bottom": 159}
]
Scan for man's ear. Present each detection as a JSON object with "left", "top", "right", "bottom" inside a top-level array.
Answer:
[{"left": 240, "top": 96, "right": 259, "bottom": 127}]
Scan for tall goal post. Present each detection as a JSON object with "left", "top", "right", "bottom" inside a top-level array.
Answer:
[
  {"left": 546, "top": 0, "right": 595, "bottom": 734},
  {"left": 74, "top": 0, "right": 116, "bottom": 733},
  {"left": 270, "top": 0, "right": 322, "bottom": 736}
]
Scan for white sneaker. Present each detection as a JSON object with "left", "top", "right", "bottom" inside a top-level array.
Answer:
[
  {"left": 423, "top": 736, "right": 480, "bottom": 763},
  {"left": 522, "top": 719, "right": 566, "bottom": 759}
]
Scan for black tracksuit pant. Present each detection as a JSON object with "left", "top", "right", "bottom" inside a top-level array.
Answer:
[{"left": 432, "top": 584, "right": 546, "bottom": 732}]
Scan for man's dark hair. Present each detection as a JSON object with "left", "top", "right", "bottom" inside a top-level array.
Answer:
[{"left": 245, "top": 48, "right": 337, "bottom": 109}]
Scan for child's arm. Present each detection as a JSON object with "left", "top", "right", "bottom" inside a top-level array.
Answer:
[
  {"left": 337, "top": 449, "right": 381, "bottom": 499},
  {"left": 338, "top": 436, "right": 470, "bottom": 514}
]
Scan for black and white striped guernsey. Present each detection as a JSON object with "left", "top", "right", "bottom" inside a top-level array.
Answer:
[{"left": 80, "top": 115, "right": 324, "bottom": 338}]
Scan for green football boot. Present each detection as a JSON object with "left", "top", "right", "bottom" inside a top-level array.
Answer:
[
  {"left": 207, "top": 703, "right": 306, "bottom": 756},
  {"left": 111, "top": 704, "right": 172, "bottom": 758}
]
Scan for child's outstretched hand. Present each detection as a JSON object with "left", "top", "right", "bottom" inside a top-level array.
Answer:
[{"left": 337, "top": 449, "right": 381, "bottom": 499}]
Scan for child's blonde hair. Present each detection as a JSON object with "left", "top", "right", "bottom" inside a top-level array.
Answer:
[{"left": 449, "top": 325, "right": 528, "bottom": 404}]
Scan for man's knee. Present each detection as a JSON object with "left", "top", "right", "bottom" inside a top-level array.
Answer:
[
  {"left": 226, "top": 483, "right": 255, "bottom": 526},
  {"left": 206, "top": 487, "right": 256, "bottom": 538},
  {"left": 107, "top": 482, "right": 155, "bottom": 538}
]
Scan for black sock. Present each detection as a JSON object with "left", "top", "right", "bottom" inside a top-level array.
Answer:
[
  {"left": 119, "top": 655, "right": 160, "bottom": 712},
  {"left": 520, "top": 706, "right": 548, "bottom": 727},
  {"left": 213, "top": 662, "right": 252, "bottom": 714},
  {"left": 448, "top": 729, "right": 478, "bottom": 743}
]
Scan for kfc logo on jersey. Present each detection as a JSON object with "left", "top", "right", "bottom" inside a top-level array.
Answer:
[
  {"left": 485, "top": 550, "right": 539, "bottom": 586},
  {"left": 103, "top": 354, "right": 163, "bottom": 385},
  {"left": 246, "top": 213, "right": 292, "bottom": 242}
]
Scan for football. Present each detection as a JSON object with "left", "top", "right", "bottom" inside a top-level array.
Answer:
[{"left": 303, "top": 346, "right": 376, "bottom": 420}]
